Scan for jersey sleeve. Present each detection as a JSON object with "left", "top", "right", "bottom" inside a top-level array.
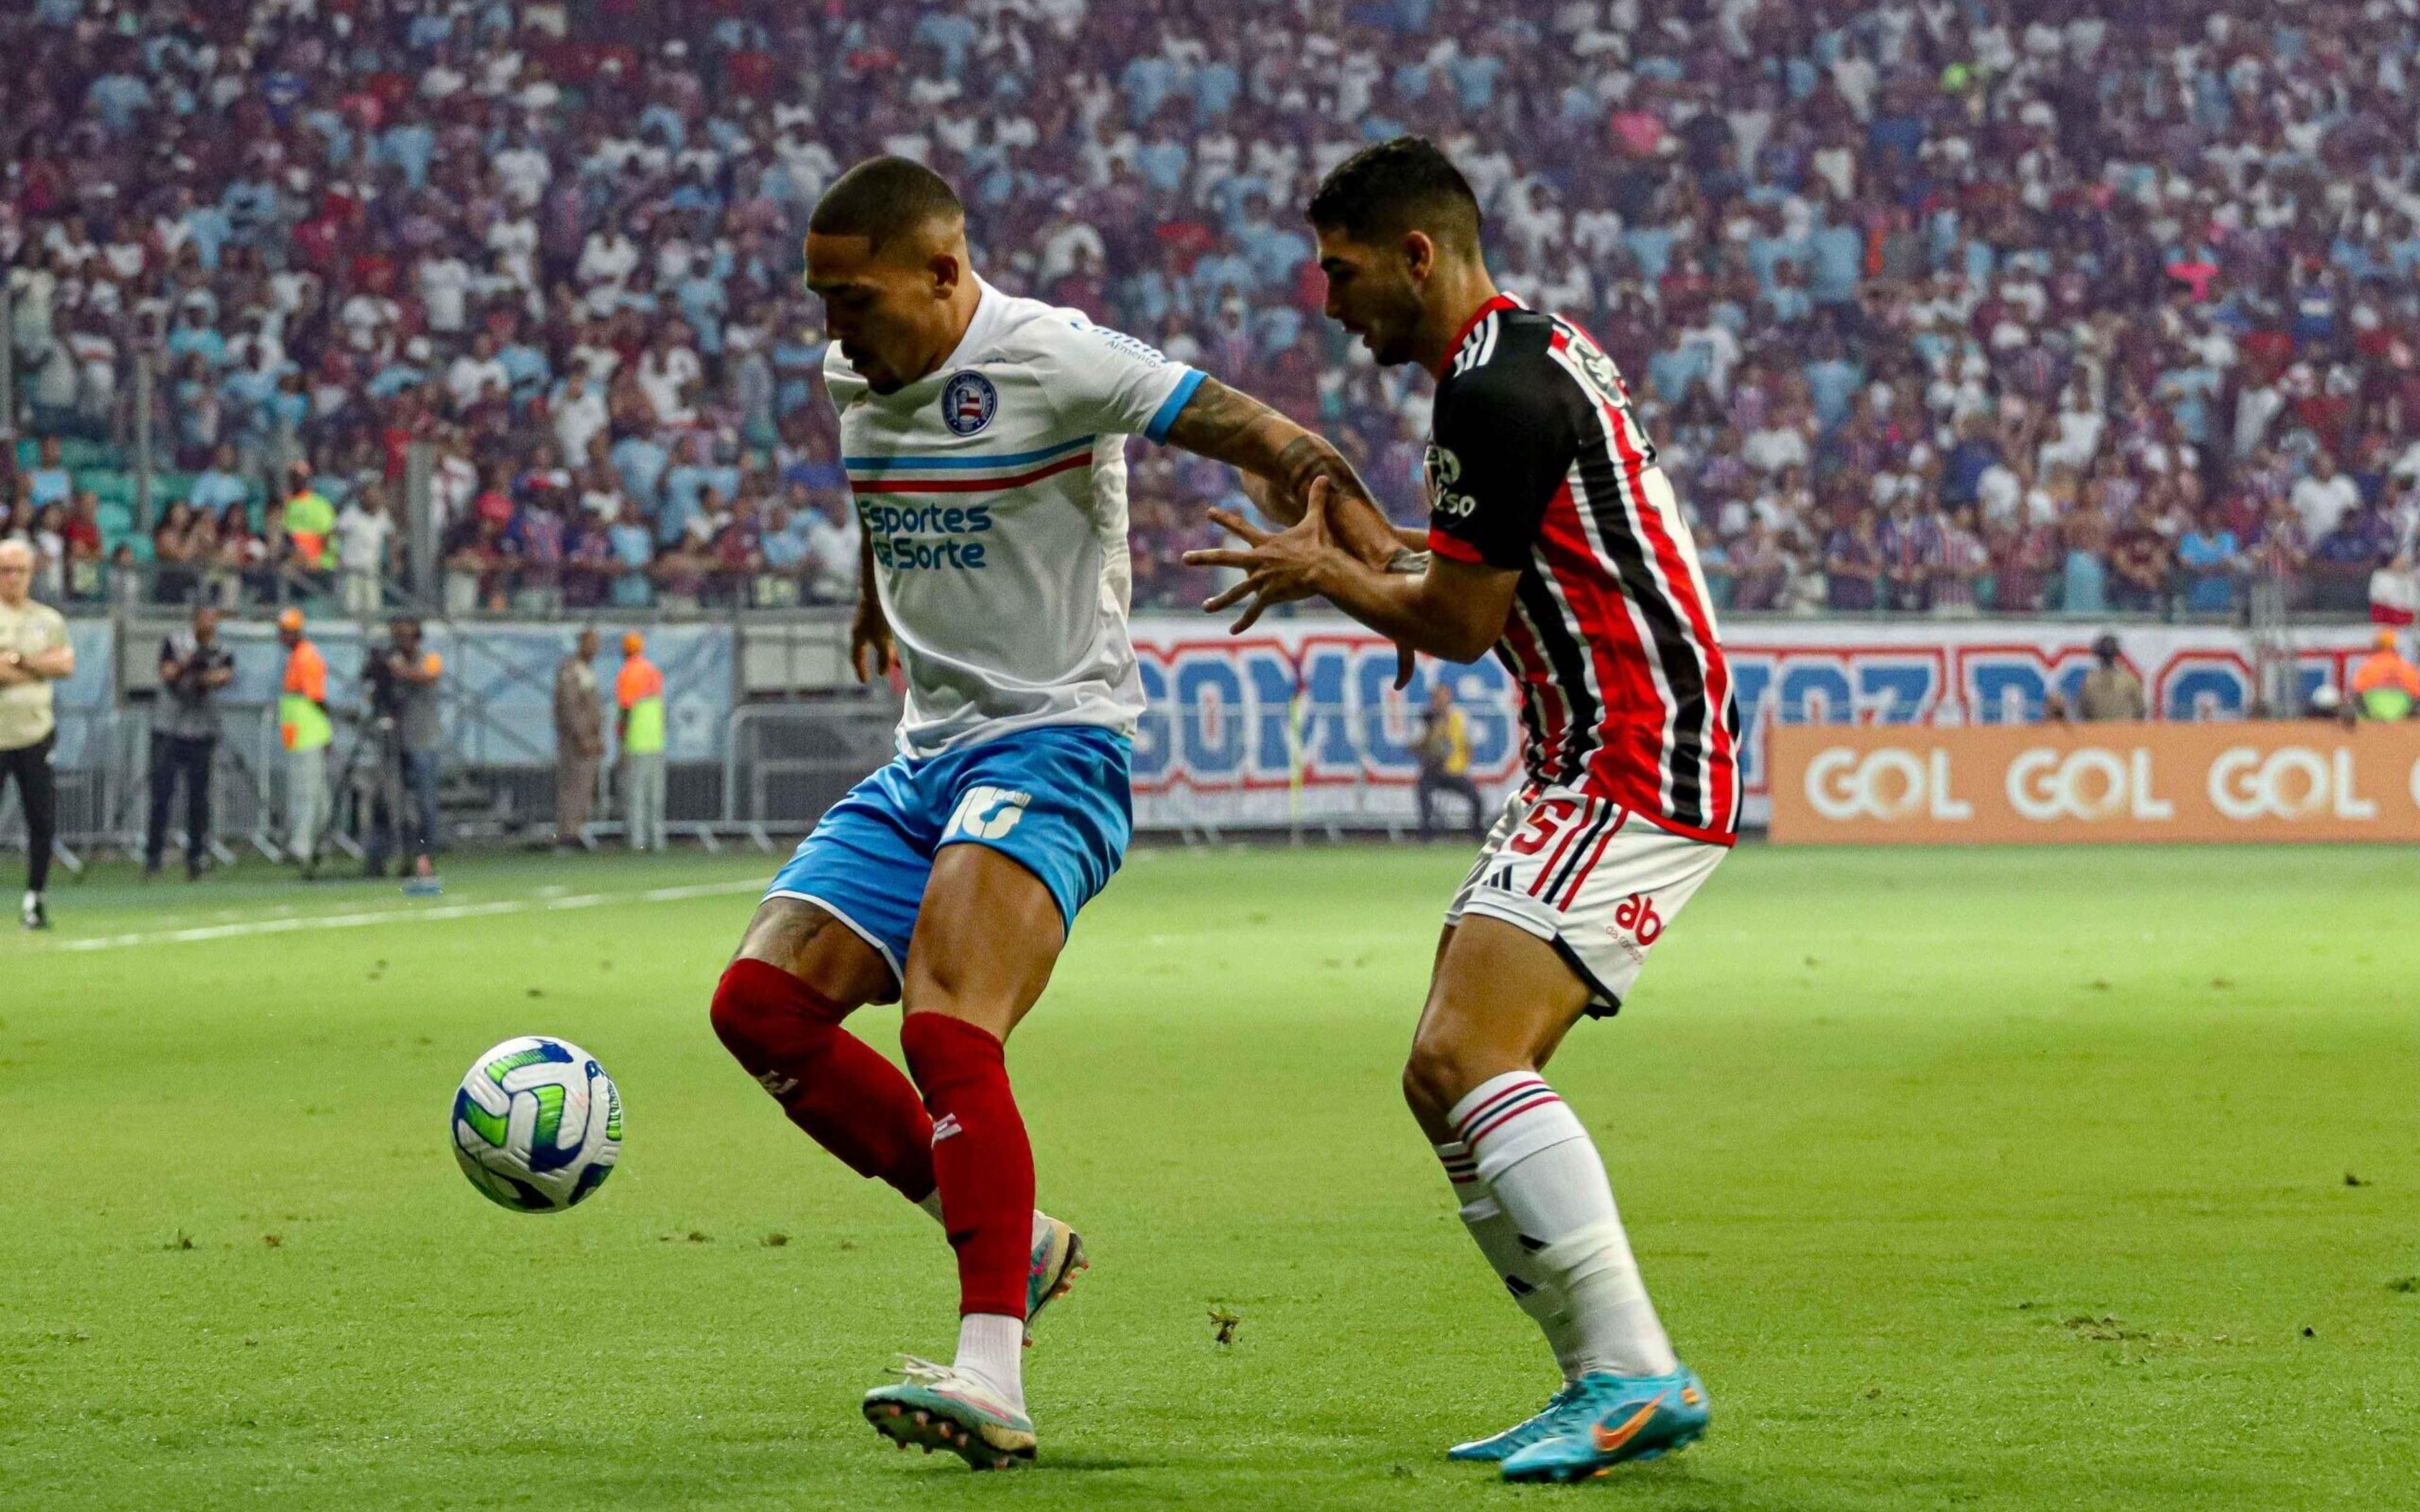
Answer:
[
  {"left": 1425, "top": 368, "right": 1580, "bottom": 573},
  {"left": 1027, "top": 315, "right": 1203, "bottom": 443}
]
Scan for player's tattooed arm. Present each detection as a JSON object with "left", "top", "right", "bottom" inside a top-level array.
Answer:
[
  {"left": 850, "top": 534, "right": 894, "bottom": 683},
  {"left": 1161, "top": 377, "right": 1414, "bottom": 568}
]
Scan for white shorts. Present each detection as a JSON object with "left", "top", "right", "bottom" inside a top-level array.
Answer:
[{"left": 1444, "top": 787, "right": 1729, "bottom": 1014}]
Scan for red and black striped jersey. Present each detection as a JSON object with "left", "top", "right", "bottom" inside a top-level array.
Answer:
[{"left": 1424, "top": 295, "right": 1741, "bottom": 844}]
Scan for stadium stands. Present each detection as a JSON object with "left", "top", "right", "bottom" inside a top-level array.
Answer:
[{"left": 4, "top": 0, "right": 2419, "bottom": 620}]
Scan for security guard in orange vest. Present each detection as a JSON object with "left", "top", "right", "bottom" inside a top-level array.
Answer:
[
  {"left": 2351, "top": 629, "right": 2420, "bottom": 720},
  {"left": 616, "top": 633, "right": 667, "bottom": 850},
  {"left": 277, "top": 608, "right": 333, "bottom": 874}
]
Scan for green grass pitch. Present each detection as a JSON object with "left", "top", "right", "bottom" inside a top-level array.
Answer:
[{"left": 3, "top": 842, "right": 2416, "bottom": 1509}]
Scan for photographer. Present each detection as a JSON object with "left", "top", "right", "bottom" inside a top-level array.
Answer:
[
  {"left": 364, "top": 616, "right": 444, "bottom": 879},
  {"left": 146, "top": 604, "right": 234, "bottom": 879},
  {"left": 1, "top": 539, "right": 74, "bottom": 930}
]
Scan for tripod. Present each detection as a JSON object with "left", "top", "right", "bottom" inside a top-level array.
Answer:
[{"left": 316, "top": 707, "right": 395, "bottom": 871}]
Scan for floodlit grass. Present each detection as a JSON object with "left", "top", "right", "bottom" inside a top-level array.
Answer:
[{"left": 3, "top": 842, "right": 2416, "bottom": 1509}]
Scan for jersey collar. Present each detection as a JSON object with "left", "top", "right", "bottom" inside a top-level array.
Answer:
[{"left": 1434, "top": 292, "right": 1524, "bottom": 380}]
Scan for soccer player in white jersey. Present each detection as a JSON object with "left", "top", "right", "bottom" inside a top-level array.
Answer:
[
  {"left": 705, "top": 158, "right": 1410, "bottom": 1469},
  {"left": 1190, "top": 139, "right": 1741, "bottom": 1481}
]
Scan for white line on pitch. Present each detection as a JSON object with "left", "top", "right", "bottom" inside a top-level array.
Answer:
[{"left": 46, "top": 879, "right": 766, "bottom": 953}]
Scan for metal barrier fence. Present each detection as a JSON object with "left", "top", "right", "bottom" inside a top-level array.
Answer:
[
  {"left": 709, "top": 697, "right": 1525, "bottom": 843},
  {"left": 1, "top": 694, "right": 1528, "bottom": 870},
  {"left": 0, "top": 701, "right": 284, "bottom": 870},
  {"left": 722, "top": 703, "right": 899, "bottom": 839}
]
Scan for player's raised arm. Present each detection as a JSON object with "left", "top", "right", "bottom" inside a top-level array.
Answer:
[{"left": 1158, "top": 375, "right": 1422, "bottom": 568}]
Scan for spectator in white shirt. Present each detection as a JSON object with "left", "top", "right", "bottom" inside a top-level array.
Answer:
[
  {"left": 493, "top": 129, "right": 551, "bottom": 207},
  {"left": 2040, "top": 382, "right": 2105, "bottom": 472},
  {"left": 418, "top": 252, "right": 473, "bottom": 335},
  {"left": 431, "top": 435, "right": 478, "bottom": 530},
  {"left": 446, "top": 333, "right": 509, "bottom": 415},
  {"left": 487, "top": 212, "right": 539, "bottom": 292},
  {"left": 552, "top": 370, "right": 609, "bottom": 465},
  {"left": 579, "top": 461, "right": 627, "bottom": 520},
  {"left": 577, "top": 228, "right": 640, "bottom": 290},
  {"left": 335, "top": 490, "right": 395, "bottom": 615},
  {"left": 2291, "top": 451, "right": 2361, "bottom": 541},
  {"left": 802, "top": 491, "right": 861, "bottom": 604},
  {"left": 635, "top": 326, "right": 701, "bottom": 428}
]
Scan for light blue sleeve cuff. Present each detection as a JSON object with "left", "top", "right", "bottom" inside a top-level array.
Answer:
[{"left": 1143, "top": 368, "right": 1207, "bottom": 444}]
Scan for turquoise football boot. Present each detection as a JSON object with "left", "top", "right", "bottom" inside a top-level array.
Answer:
[
  {"left": 863, "top": 1358, "right": 1036, "bottom": 1470},
  {"left": 1023, "top": 1214, "right": 1088, "bottom": 1344},
  {"left": 1497, "top": 1366, "right": 1710, "bottom": 1482},
  {"left": 1446, "top": 1381, "right": 1580, "bottom": 1462}
]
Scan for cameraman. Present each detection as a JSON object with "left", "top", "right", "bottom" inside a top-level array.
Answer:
[
  {"left": 364, "top": 616, "right": 444, "bottom": 878},
  {"left": 146, "top": 604, "right": 234, "bottom": 879}
]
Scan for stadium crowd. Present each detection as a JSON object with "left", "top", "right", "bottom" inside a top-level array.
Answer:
[{"left": 7, "top": 0, "right": 2420, "bottom": 622}]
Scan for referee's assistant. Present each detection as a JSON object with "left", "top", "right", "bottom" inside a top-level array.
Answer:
[{"left": 0, "top": 539, "right": 76, "bottom": 931}]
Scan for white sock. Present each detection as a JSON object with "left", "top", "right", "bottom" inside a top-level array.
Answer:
[
  {"left": 954, "top": 1312, "right": 1027, "bottom": 1416},
  {"left": 1436, "top": 1140, "right": 1582, "bottom": 1381},
  {"left": 1450, "top": 1072, "right": 1679, "bottom": 1379},
  {"left": 21, "top": 891, "right": 37, "bottom": 911}
]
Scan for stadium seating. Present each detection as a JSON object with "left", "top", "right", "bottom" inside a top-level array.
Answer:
[{"left": 3, "top": 0, "right": 2417, "bottom": 621}]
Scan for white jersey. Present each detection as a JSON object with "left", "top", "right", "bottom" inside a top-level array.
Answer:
[{"left": 827, "top": 279, "right": 1202, "bottom": 758}]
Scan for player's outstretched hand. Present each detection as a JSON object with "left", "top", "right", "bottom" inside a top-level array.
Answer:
[
  {"left": 1187, "top": 478, "right": 1342, "bottom": 633},
  {"left": 850, "top": 602, "right": 895, "bottom": 683},
  {"left": 1185, "top": 479, "right": 1417, "bottom": 689}
]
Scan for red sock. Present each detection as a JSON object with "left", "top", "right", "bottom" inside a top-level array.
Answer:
[
  {"left": 710, "top": 959, "right": 935, "bottom": 1204},
  {"left": 899, "top": 1012, "right": 1034, "bottom": 1319}
]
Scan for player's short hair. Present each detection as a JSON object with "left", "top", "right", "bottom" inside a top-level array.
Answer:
[
  {"left": 809, "top": 157, "right": 965, "bottom": 254},
  {"left": 1306, "top": 137, "right": 1483, "bottom": 252}
]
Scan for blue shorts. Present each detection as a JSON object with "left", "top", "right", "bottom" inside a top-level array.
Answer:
[{"left": 764, "top": 724, "right": 1132, "bottom": 982}]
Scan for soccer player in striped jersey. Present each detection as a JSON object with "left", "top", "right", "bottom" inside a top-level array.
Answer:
[
  {"left": 1189, "top": 137, "right": 1741, "bottom": 1482},
  {"left": 703, "top": 157, "right": 1409, "bottom": 1469}
]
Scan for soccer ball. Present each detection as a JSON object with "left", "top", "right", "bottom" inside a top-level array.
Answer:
[{"left": 451, "top": 1036, "right": 623, "bottom": 1213}]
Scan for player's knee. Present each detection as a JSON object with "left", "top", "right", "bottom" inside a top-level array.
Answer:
[
  {"left": 708, "top": 961, "right": 770, "bottom": 1062},
  {"left": 710, "top": 958, "right": 844, "bottom": 1070}
]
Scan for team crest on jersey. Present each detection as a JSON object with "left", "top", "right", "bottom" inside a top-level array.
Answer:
[{"left": 941, "top": 370, "right": 998, "bottom": 435}]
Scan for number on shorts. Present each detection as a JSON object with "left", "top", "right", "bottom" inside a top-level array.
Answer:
[
  {"left": 947, "top": 785, "right": 1032, "bottom": 841},
  {"left": 1506, "top": 798, "right": 1581, "bottom": 857}
]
